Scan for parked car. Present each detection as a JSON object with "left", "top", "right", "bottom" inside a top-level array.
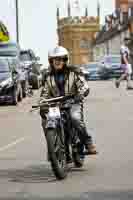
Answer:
[
  {"left": 0, "top": 41, "right": 28, "bottom": 97},
  {"left": 80, "top": 62, "right": 101, "bottom": 80},
  {"left": 19, "top": 49, "right": 42, "bottom": 89},
  {"left": 98, "top": 54, "right": 123, "bottom": 79},
  {"left": 0, "top": 57, "right": 22, "bottom": 105}
]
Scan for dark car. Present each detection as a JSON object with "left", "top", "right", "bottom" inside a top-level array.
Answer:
[
  {"left": 19, "top": 49, "right": 42, "bottom": 89},
  {"left": 0, "top": 57, "right": 22, "bottom": 105},
  {"left": 98, "top": 54, "right": 123, "bottom": 79},
  {"left": 80, "top": 62, "right": 101, "bottom": 80},
  {"left": 0, "top": 42, "right": 28, "bottom": 97}
]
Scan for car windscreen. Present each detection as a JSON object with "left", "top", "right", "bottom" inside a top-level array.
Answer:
[
  {"left": 0, "top": 43, "right": 19, "bottom": 57},
  {"left": 105, "top": 56, "right": 120, "bottom": 63},
  {"left": 20, "top": 52, "right": 31, "bottom": 61},
  {"left": 0, "top": 51, "right": 18, "bottom": 56},
  {"left": 85, "top": 64, "right": 98, "bottom": 69},
  {"left": 0, "top": 59, "right": 9, "bottom": 72}
]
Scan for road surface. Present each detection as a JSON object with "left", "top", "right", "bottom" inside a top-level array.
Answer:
[{"left": 0, "top": 81, "right": 133, "bottom": 199}]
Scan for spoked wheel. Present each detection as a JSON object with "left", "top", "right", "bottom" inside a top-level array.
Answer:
[{"left": 46, "top": 129, "right": 67, "bottom": 180}]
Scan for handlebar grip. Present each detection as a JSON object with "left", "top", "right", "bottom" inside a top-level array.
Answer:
[{"left": 32, "top": 105, "right": 39, "bottom": 108}]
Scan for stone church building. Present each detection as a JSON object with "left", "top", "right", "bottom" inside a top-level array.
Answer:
[{"left": 56, "top": 1, "right": 100, "bottom": 64}]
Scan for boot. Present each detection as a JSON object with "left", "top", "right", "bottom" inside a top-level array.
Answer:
[
  {"left": 115, "top": 80, "right": 120, "bottom": 88},
  {"left": 66, "top": 154, "right": 73, "bottom": 164},
  {"left": 84, "top": 143, "right": 98, "bottom": 155},
  {"left": 127, "top": 86, "right": 133, "bottom": 90}
]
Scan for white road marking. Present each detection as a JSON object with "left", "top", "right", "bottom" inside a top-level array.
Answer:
[{"left": 0, "top": 137, "right": 26, "bottom": 152}]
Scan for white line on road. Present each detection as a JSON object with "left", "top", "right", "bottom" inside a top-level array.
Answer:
[{"left": 0, "top": 137, "right": 26, "bottom": 152}]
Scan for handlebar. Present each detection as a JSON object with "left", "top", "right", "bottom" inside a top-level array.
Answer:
[
  {"left": 32, "top": 94, "right": 75, "bottom": 109},
  {"left": 32, "top": 105, "right": 40, "bottom": 109}
]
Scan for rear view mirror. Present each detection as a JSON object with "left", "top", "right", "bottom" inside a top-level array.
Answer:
[{"left": 36, "top": 56, "right": 40, "bottom": 61}]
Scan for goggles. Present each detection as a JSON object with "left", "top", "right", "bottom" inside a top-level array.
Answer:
[{"left": 53, "top": 57, "right": 68, "bottom": 62}]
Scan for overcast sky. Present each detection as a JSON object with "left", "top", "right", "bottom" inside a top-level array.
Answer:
[{"left": 0, "top": 0, "right": 114, "bottom": 65}]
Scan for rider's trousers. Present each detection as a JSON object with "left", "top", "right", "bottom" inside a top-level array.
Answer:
[{"left": 70, "top": 103, "right": 93, "bottom": 145}]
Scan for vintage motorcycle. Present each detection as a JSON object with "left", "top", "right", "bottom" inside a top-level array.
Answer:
[{"left": 32, "top": 95, "right": 85, "bottom": 180}]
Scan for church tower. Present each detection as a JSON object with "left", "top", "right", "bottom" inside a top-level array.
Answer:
[
  {"left": 57, "top": 2, "right": 100, "bottom": 64},
  {"left": 56, "top": 5, "right": 60, "bottom": 27},
  {"left": 67, "top": 0, "right": 71, "bottom": 17}
]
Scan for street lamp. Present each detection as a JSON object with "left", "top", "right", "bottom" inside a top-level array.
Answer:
[{"left": 15, "top": 0, "right": 19, "bottom": 43}]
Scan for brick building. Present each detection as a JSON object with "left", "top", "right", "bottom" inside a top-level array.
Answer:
[
  {"left": 93, "top": 0, "right": 133, "bottom": 63},
  {"left": 116, "top": 0, "right": 133, "bottom": 11}
]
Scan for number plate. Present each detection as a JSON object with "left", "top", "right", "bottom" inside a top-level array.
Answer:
[{"left": 48, "top": 106, "right": 60, "bottom": 118}]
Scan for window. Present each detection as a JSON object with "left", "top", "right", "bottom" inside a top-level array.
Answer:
[
  {"left": 80, "top": 39, "right": 91, "bottom": 49},
  {"left": 0, "top": 59, "right": 9, "bottom": 72},
  {"left": 0, "top": 42, "right": 19, "bottom": 57}
]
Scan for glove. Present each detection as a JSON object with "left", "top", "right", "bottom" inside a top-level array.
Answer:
[
  {"left": 84, "top": 88, "right": 90, "bottom": 97},
  {"left": 74, "top": 95, "right": 84, "bottom": 102}
]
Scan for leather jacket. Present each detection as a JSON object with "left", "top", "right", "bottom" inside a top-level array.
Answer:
[{"left": 40, "top": 65, "right": 89, "bottom": 100}]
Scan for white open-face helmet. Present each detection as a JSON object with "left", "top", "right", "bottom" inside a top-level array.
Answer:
[{"left": 48, "top": 46, "right": 69, "bottom": 62}]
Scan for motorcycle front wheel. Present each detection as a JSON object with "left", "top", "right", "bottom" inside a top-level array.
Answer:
[{"left": 45, "top": 128, "right": 67, "bottom": 180}]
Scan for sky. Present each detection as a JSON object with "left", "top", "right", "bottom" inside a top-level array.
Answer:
[{"left": 0, "top": 0, "right": 114, "bottom": 66}]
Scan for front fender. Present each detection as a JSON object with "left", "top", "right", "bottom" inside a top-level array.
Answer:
[{"left": 45, "top": 118, "right": 58, "bottom": 129}]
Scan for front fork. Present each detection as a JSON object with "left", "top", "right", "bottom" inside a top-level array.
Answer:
[{"left": 45, "top": 117, "right": 65, "bottom": 161}]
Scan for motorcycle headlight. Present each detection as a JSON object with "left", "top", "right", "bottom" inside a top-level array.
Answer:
[
  {"left": 105, "top": 64, "right": 111, "bottom": 69},
  {"left": 0, "top": 77, "right": 13, "bottom": 88}
]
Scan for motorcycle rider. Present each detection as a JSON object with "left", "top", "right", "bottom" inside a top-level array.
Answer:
[{"left": 40, "top": 46, "right": 97, "bottom": 162}]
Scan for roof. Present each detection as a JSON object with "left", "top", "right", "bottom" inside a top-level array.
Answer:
[{"left": 94, "top": 18, "right": 131, "bottom": 45}]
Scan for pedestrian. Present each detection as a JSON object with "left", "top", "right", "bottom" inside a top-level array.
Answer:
[{"left": 115, "top": 37, "right": 133, "bottom": 89}]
